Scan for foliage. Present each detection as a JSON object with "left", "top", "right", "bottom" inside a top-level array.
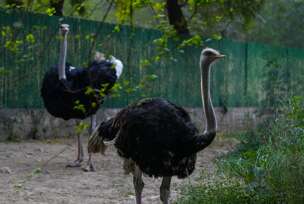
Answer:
[
  {"left": 177, "top": 96, "right": 304, "bottom": 204},
  {"left": 247, "top": 0, "right": 304, "bottom": 48},
  {"left": 261, "top": 58, "right": 290, "bottom": 108},
  {"left": 3, "top": 0, "right": 304, "bottom": 49},
  {"left": 289, "top": 96, "right": 304, "bottom": 128},
  {"left": 0, "top": 67, "right": 9, "bottom": 76},
  {"left": 178, "top": 176, "right": 254, "bottom": 204},
  {"left": 75, "top": 121, "right": 89, "bottom": 134},
  {"left": 1, "top": 0, "right": 265, "bottom": 45}
]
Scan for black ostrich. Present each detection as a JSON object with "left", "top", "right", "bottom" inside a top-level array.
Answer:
[
  {"left": 41, "top": 24, "right": 123, "bottom": 168},
  {"left": 88, "top": 47, "right": 224, "bottom": 204}
]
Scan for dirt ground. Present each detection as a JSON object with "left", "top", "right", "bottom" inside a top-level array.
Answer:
[{"left": 0, "top": 136, "right": 237, "bottom": 204}]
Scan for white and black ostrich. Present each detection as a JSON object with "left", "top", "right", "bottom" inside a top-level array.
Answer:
[
  {"left": 88, "top": 48, "right": 224, "bottom": 203},
  {"left": 41, "top": 24, "right": 123, "bottom": 169}
]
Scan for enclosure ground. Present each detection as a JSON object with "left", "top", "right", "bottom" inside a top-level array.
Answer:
[{"left": 0, "top": 136, "right": 236, "bottom": 204}]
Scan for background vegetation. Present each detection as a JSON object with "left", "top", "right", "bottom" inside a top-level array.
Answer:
[
  {"left": 177, "top": 96, "right": 304, "bottom": 203},
  {"left": 2, "top": 0, "right": 304, "bottom": 48}
]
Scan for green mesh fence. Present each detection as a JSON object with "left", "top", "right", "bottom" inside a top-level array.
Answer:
[{"left": 0, "top": 10, "right": 304, "bottom": 109}]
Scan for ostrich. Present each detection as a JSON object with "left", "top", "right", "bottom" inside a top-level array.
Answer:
[
  {"left": 41, "top": 24, "right": 123, "bottom": 168},
  {"left": 88, "top": 47, "right": 225, "bottom": 203}
]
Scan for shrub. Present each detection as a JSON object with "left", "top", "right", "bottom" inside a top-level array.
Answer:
[{"left": 177, "top": 96, "right": 304, "bottom": 204}]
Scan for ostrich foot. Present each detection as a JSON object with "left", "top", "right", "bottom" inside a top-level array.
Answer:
[
  {"left": 82, "top": 162, "right": 95, "bottom": 172},
  {"left": 82, "top": 154, "right": 95, "bottom": 172},
  {"left": 66, "top": 159, "right": 83, "bottom": 168}
]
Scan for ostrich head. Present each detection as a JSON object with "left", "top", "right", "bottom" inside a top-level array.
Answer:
[
  {"left": 59, "top": 24, "right": 69, "bottom": 36},
  {"left": 91, "top": 52, "right": 124, "bottom": 79},
  {"left": 200, "top": 47, "right": 225, "bottom": 65},
  {"left": 94, "top": 51, "right": 106, "bottom": 63}
]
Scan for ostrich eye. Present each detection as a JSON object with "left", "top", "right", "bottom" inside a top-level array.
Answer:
[{"left": 203, "top": 51, "right": 215, "bottom": 57}]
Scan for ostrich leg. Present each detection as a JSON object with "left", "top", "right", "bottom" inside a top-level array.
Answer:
[
  {"left": 160, "top": 177, "right": 172, "bottom": 204},
  {"left": 133, "top": 165, "right": 144, "bottom": 204},
  {"left": 82, "top": 114, "right": 97, "bottom": 172},
  {"left": 66, "top": 120, "right": 84, "bottom": 167}
]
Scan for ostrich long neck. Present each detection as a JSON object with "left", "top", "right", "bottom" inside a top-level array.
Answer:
[
  {"left": 58, "top": 32, "right": 67, "bottom": 80},
  {"left": 186, "top": 57, "right": 217, "bottom": 155},
  {"left": 201, "top": 58, "right": 216, "bottom": 134}
]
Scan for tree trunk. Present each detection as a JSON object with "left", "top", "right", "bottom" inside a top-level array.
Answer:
[
  {"left": 166, "top": 0, "right": 190, "bottom": 36},
  {"left": 50, "top": 0, "right": 65, "bottom": 16}
]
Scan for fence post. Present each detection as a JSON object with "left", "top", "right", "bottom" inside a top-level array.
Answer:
[{"left": 244, "top": 42, "right": 248, "bottom": 103}]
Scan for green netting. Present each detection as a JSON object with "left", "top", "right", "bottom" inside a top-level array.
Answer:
[{"left": 0, "top": 10, "right": 303, "bottom": 109}]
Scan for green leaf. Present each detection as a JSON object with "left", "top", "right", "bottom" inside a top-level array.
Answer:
[
  {"left": 25, "top": 34, "right": 35, "bottom": 44},
  {"left": 46, "top": 8, "right": 56, "bottom": 16}
]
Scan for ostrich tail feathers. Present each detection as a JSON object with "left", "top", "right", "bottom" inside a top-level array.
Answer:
[
  {"left": 87, "top": 118, "right": 117, "bottom": 155},
  {"left": 87, "top": 123, "right": 107, "bottom": 154}
]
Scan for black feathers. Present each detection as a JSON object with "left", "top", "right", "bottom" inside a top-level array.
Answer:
[
  {"left": 41, "top": 61, "right": 117, "bottom": 120},
  {"left": 88, "top": 98, "right": 199, "bottom": 178}
]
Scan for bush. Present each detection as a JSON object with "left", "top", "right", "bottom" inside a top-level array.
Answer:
[{"left": 177, "top": 96, "right": 304, "bottom": 204}]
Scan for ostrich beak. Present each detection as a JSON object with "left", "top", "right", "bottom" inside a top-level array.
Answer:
[
  {"left": 61, "top": 27, "right": 69, "bottom": 33},
  {"left": 215, "top": 54, "right": 225, "bottom": 58}
]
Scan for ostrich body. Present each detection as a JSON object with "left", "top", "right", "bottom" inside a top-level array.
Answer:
[
  {"left": 41, "top": 24, "right": 123, "bottom": 168},
  {"left": 41, "top": 60, "right": 117, "bottom": 119},
  {"left": 88, "top": 48, "right": 224, "bottom": 203}
]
